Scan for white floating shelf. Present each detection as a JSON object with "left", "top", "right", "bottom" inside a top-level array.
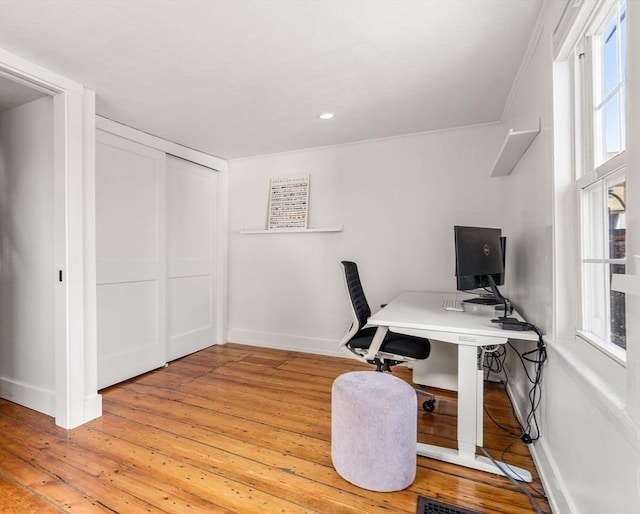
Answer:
[
  {"left": 490, "top": 119, "right": 541, "bottom": 177},
  {"left": 239, "top": 226, "right": 343, "bottom": 235}
]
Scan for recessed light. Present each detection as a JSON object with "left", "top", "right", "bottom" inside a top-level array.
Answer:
[{"left": 319, "top": 112, "right": 334, "bottom": 120}]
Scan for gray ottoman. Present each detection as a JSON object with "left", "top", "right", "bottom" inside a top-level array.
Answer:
[{"left": 331, "top": 371, "right": 417, "bottom": 492}]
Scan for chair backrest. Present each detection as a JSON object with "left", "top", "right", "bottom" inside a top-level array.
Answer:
[{"left": 341, "top": 261, "right": 372, "bottom": 331}]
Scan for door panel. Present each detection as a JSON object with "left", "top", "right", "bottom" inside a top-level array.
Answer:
[
  {"left": 96, "top": 131, "right": 166, "bottom": 389},
  {"left": 166, "top": 155, "right": 218, "bottom": 360}
]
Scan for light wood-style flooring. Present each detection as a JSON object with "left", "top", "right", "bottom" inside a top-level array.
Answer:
[{"left": 0, "top": 343, "right": 550, "bottom": 513}]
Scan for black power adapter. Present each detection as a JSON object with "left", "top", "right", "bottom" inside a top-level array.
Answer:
[{"left": 491, "top": 317, "right": 531, "bottom": 331}]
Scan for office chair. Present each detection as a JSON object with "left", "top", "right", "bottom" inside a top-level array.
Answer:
[{"left": 339, "top": 261, "right": 436, "bottom": 412}]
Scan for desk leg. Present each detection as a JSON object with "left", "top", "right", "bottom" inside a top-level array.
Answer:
[
  {"left": 416, "top": 443, "right": 532, "bottom": 482},
  {"left": 457, "top": 345, "right": 479, "bottom": 460},
  {"left": 414, "top": 343, "right": 532, "bottom": 482}
]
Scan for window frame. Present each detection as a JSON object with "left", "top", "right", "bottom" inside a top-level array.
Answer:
[{"left": 573, "top": 0, "right": 628, "bottom": 363}]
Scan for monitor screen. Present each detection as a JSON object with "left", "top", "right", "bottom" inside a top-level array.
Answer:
[{"left": 454, "top": 226, "right": 505, "bottom": 293}]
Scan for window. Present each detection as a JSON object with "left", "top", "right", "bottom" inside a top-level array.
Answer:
[
  {"left": 594, "top": 2, "right": 626, "bottom": 165},
  {"left": 576, "top": 0, "right": 627, "bottom": 358}
]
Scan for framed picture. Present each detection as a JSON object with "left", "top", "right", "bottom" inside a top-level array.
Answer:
[{"left": 267, "top": 175, "right": 309, "bottom": 230}]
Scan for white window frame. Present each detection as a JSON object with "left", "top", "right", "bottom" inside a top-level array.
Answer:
[{"left": 574, "top": 0, "right": 628, "bottom": 363}]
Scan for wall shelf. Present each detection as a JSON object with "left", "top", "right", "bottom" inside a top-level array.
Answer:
[
  {"left": 239, "top": 226, "right": 343, "bottom": 235},
  {"left": 490, "top": 119, "right": 541, "bottom": 177}
]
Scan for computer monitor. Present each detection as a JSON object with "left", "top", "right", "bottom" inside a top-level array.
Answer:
[{"left": 454, "top": 226, "right": 507, "bottom": 307}]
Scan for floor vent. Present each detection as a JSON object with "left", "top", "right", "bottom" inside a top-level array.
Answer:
[{"left": 416, "top": 496, "right": 482, "bottom": 514}]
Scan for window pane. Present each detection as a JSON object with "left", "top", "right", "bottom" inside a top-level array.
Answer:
[
  {"left": 621, "top": 2, "right": 627, "bottom": 79},
  {"left": 607, "top": 179, "right": 625, "bottom": 258},
  {"left": 583, "top": 262, "right": 607, "bottom": 340},
  {"left": 583, "top": 182, "right": 605, "bottom": 259},
  {"left": 594, "top": 1, "right": 626, "bottom": 167},
  {"left": 610, "top": 267, "right": 626, "bottom": 349},
  {"left": 621, "top": 85, "right": 626, "bottom": 150},
  {"left": 603, "top": 17, "right": 618, "bottom": 97},
  {"left": 604, "top": 94, "right": 621, "bottom": 158},
  {"left": 608, "top": 178, "right": 626, "bottom": 349}
]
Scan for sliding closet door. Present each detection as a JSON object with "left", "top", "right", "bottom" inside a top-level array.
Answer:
[
  {"left": 96, "top": 131, "right": 166, "bottom": 389},
  {"left": 166, "top": 155, "right": 219, "bottom": 360}
]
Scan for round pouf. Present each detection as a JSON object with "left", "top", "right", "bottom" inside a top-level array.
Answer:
[{"left": 331, "top": 371, "right": 417, "bottom": 492}]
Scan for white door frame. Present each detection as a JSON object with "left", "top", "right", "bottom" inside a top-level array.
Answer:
[{"left": 0, "top": 48, "right": 101, "bottom": 428}]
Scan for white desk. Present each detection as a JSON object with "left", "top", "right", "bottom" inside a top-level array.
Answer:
[{"left": 367, "top": 291, "right": 539, "bottom": 481}]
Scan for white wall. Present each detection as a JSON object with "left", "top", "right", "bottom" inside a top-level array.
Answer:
[
  {"left": 501, "top": 2, "right": 640, "bottom": 513},
  {"left": 228, "top": 124, "right": 505, "bottom": 355},
  {"left": 228, "top": 4, "right": 640, "bottom": 510},
  {"left": 0, "top": 96, "right": 56, "bottom": 415}
]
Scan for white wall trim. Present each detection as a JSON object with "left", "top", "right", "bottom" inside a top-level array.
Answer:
[
  {"left": 501, "top": 23, "right": 544, "bottom": 124},
  {"left": 1, "top": 47, "right": 99, "bottom": 429},
  {"left": 96, "top": 116, "right": 227, "bottom": 172},
  {"left": 228, "top": 329, "right": 344, "bottom": 358},
  {"left": 0, "top": 377, "right": 56, "bottom": 418},
  {"left": 217, "top": 167, "right": 229, "bottom": 346},
  {"left": 84, "top": 393, "right": 103, "bottom": 423},
  {"left": 229, "top": 120, "right": 502, "bottom": 163},
  {"left": 0, "top": 48, "right": 83, "bottom": 95},
  {"left": 503, "top": 365, "right": 575, "bottom": 514},
  {"left": 82, "top": 90, "right": 100, "bottom": 424}
]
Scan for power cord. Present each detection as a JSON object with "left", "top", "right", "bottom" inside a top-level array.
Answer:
[
  {"left": 480, "top": 447, "right": 547, "bottom": 514},
  {"left": 507, "top": 323, "right": 547, "bottom": 442},
  {"left": 480, "top": 321, "right": 549, "bottom": 510},
  {"left": 483, "top": 321, "right": 547, "bottom": 442}
]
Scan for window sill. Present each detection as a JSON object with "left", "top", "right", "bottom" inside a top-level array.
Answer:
[{"left": 576, "top": 330, "right": 627, "bottom": 366}]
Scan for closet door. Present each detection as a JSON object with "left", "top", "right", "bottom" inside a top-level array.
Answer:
[
  {"left": 166, "top": 155, "right": 219, "bottom": 360},
  {"left": 96, "top": 131, "right": 166, "bottom": 389}
]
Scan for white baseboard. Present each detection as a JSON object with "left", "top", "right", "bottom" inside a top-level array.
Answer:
[
  {"left": 84, "top": 393, "right": 103, "bottom": 424},
  {"left": 227, "top": 328, "right": 344, "bottom": 358},
  {"left": 504, "top": 370, "right": 574, "bottom": 514},
  {"left": 0, "top": 377, "right": 55, "bottom": 417}
]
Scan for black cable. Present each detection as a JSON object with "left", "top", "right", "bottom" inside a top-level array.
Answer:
[
  {"left": 480, "top": 323, "right": 551, "bottom": 510},
  {"left": 482, "top": 346, "right": 523, "bottom": 437},
  {"left": 506, "top": 326, "right": 546, "bottom": 442},
  {"left": 482, "top": 319, "right": 548, "bottom": 446},
  {"left": 484, "top": 345, "right": 507, "bottom": 378},
  {"left": 484, "top": 403, "right": 521, "bottom": 437}
]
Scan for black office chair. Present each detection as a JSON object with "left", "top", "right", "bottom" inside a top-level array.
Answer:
[{"left": 339, "top": 261, "right": 436, "bottom": 412}]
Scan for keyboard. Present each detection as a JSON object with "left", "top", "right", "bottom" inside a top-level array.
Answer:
[{"left": 442, "top": 299, "right": 465, "bottom": 312}]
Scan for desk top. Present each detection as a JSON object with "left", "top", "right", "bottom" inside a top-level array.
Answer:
[{"left": 368, "top": 291, "right": 539, "bottom": 342}]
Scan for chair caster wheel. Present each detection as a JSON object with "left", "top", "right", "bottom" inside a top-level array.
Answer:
[{"left": 422, "top": 400, "right": 435, "bottom": 412}]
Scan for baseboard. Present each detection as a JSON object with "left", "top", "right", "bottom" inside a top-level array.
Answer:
[
  {"left": 0, "top": 377, "right": 55, "bottom": 417},
  {"left": 83, "top": 393, "right": 103, "bottom": 424},
  {"left": 504, "top": 369, "right": 574, "bottom": 514},
  {"left": 227, "top": 328, "right": 344, "bottom": 358}
]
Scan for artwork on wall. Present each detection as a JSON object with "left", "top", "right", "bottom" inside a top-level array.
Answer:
[{"left": 267, "top": 175, "right": 309, "bottom": 230}]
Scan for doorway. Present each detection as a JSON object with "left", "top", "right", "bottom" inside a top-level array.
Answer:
[{"left": 0, "top": 50, "right": 100, "bottom": 428}]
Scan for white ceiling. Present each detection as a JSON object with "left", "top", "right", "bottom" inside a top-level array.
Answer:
[{"left": 0, "top": 0, "right": 542, "bottom": 160}]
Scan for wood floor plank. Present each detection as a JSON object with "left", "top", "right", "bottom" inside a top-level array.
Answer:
[
  {"left": 104, "top": 387, "right": 333, "bottom": 468},
  {"left": 0, "top": 415, "right": 303, "bottom": 514},
  {"left": 0, "top": 343, "right": 550, "bottom": 513},
  {"left": 88, "top": 408, "right": 416, "bottom": 514},
  {"left": 0, "top": 475, "right": 63, "bottom": 514},
  {"left": 0, "top": 445, "right": 110, "bottom": 513},
  {"left": 0, "top": 428, "right": 164, "bottom": 513}
]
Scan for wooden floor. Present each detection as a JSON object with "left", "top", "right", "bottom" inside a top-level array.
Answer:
[{"left": 0, "top": 343, "right": 550, "bottom": 513}]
